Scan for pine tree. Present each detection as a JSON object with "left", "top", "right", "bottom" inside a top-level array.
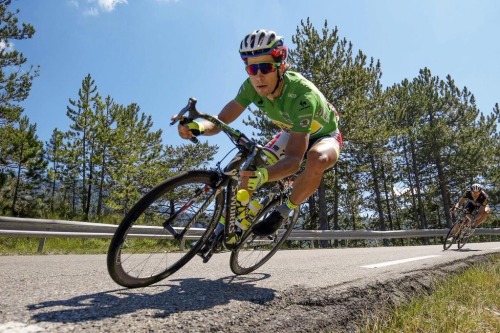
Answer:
[
  {"left": 0, "top": 1, "right": 39, "bottom": 196},
  {"left": 45, "top": 128, "right": 64, "bottom": 214},
  {"left": 93, "top": 96, "right": 118, "bottom": 218},
  {"left": 65, "top": 74, "right": 100, "bottom": 219},
  {"left": 289, "top": 19, "right": 388, "bottom": 246},
  {"left": 0, "top": 1, "right": 38, "bottom": 126},
  {"left": 2, "top": 116, "right": 46, "bottom": 216},
  {"left": 106, "top": 103, "right": 164, "bottom": 214}
]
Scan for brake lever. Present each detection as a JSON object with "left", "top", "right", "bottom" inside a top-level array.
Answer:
[{"left": 171, "top": 98, "right": 199, "bottom": 144}]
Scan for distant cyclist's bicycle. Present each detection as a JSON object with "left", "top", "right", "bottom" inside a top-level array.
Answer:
[
  {"left": 443, "top": 206, "right": 478, "bottom": 250},
  {"left": 107, "top": 97, "right": 299, "bottom": 288}
]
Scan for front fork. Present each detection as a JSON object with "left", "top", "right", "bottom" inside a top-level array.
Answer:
[{"left": 162, "top": 182, "right": 222, "bottom": 240}]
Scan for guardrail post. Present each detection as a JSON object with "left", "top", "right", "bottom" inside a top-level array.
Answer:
[{"left": 37, "top": 238, "right": 46, "bottom": 253}]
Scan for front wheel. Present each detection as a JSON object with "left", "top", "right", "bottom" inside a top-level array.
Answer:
[
  {"left": 107, "top": 171, "right": 224, "bottom": 288},
  {"left": 443, "top": 221, "right": 460, "bottom": 250},
  {"left": 229, "top": 197, "right": 299, "bottom": 275},
  {"left": 457, "top": 227, "right": 473, "bottom": 249}
]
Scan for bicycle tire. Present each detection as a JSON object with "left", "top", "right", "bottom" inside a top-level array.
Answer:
[
  {"left": 229, "top": 197, "right": 299, "bottom": 275},
  {"left": 457, "top": 229, "right": 472, "bottom": 249},
  {"left": 443, "top": 221, "right": 460, "bottom": 250},
  {"left": 457, "top": 213, "right": 476, "bottom": 250},
  {"left": 107, "top": 171, "right": 224, "bottom": 288}
]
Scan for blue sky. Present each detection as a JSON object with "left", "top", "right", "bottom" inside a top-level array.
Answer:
[{"left": 12, "top": 0, "right": 500, "bottom": 157}]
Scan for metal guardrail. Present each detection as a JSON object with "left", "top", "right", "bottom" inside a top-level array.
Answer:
[{"left": 2, "top": 216, "right": 500, "bottom": 240}]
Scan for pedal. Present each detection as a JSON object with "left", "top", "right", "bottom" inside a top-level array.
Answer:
[
  {"left": 198, "top": 233, "right": 223, "bottom": 263},
  {"left": 197, "top": 246, "right": 214, "bottom": 263},
  {"left": 201, "top": 251, "right": 214, "bottom": 263}
]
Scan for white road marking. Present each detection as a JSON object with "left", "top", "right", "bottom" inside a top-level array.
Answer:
[
  {"left": 491, "top": 247, "right": 500, "bottom": 250},
  {"left": 361, "top": 255, "right": 441, "bottom": 269},
  {"left": 0, "top": 321, "right": 45, "bottom": 332}
]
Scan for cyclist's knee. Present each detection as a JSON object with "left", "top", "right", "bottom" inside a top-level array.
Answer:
[{"left": 306, "top": 149, "right": 336, "bottom": 172}]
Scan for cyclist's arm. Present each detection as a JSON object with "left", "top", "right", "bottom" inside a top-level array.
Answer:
[
  {"left": 265, "top": 131, "right": 308, "bottom": 182},
  {"left": 454, "top": 196, "right": 466, "bottom": 209},
  {"left": 177, "top": 100, "right": 245, "bottom": 139},
  {"left": 199, "top": 100, "right": 246, "bottom": 136}
]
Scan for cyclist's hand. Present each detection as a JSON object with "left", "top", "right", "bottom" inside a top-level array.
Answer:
[
  {"left": 240, "top": 168, "right": 268, "bottom": 190},
  {"left": 175, "top": 117, "right": 205, "bottom": 140},
  {"left": 185, "top": 121, "right": 204, "bottom": 136}
]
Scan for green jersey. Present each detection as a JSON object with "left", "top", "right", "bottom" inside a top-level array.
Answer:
[{"left": 234, "top": 71, "right": 338, "bottom": 139}]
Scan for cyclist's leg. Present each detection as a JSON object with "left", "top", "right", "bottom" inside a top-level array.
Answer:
[
  {"left": 463, "top": 201, "right": 476, "bottom": 227},
  {"left": 473, "top": 205, "right": 490, "bottom": 228},
  {"left": 289, "top": 132, "right": 341, "bottom": 205},
  {"left": 252, "top": 131, "right": 342, "bottom": 236}
]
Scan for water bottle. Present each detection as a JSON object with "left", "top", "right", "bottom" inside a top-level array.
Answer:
[
  {"left": 248, "top": 200, "right": 262, "bottom": 218},
  {"left": 213, "top": 189, "right": 249, "bottom": 236},
  {"left": 213, "top": 216, "right": 225, "bottom": 236},
  {"left": 236, "top": 199, "right": 262, "bottom": 231},
  {"left": 236, "top": 189, "right": 250, "bottom": 218}
]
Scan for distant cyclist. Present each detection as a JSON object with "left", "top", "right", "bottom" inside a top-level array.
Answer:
[
  {"left": 451, "top": 183, "right": 491, "bottom": 232},
  {"left": 176, "top": 29, "right": 342, "bottom": 237}
]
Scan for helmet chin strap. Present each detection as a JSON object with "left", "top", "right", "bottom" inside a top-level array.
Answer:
[{"left": 271, "top": 70, "right": 283, "bottom": 95}]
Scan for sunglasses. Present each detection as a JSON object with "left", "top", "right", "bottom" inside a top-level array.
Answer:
[{"left": 245, "top": 62, "right": 280, "bottom": 76}]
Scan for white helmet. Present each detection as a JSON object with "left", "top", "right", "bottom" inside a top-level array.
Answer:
[
  {"left": 470, "top": 183, "right": 482, "bottom": 192},
  {"left": 239, "top": 29, "right": 287, "bottom": 62}
]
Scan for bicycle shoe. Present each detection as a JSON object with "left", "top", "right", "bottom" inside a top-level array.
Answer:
[{"left": 252, "top": 210, "right": 285, "bottom": 236}]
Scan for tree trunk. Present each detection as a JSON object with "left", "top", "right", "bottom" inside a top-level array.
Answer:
[
  {"left": 318, "top": 180, "right": 329, "bottom": 248},
  {"left": 409, "top": 139, "right": 429, "bottom": 245},
  {"left": 369, "top": 152, "right": 389, "bottom": 246}
]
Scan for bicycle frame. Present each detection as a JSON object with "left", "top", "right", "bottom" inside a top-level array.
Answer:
[
  {"left": 169, "top": 97, "right": 281, "bottom": 249},
  {"left": 454, "top": 206, "right": 478, "bottom": 226},
  {"left": 444, "top": 203, "right": 480, "bottom": 251},
  {"left": 107, "top": 97, "right": 300, "bottom": 287}
]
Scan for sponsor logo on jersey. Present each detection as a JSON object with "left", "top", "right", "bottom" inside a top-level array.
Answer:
[
  {"left": 300, "top": 118, "right": 311, "bottom": 128},
  {"left": 299, "top": 100, "right": 310, "bottom": 111}
]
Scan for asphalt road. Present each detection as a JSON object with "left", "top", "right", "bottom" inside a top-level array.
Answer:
[{"left": 1, "top": 241, "right": 499, "bottom": 332}]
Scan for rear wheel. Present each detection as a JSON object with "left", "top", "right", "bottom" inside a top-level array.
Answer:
[
  {"left": 229, "top": 197, "right": 299, "bottom": 275},
  {"left": 107, "top": 171, "right": 224, "bottom": 288}
]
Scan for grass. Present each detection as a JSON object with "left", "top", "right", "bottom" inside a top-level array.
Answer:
[
  {"left": 0, "top": 237, "right": 111, "bottom": 254},
  {"left": 0, "top": 237, "right": 191, "bottom": 255},
  {"left": 363, "top": 254, "right": 500, "bottom": 333}
]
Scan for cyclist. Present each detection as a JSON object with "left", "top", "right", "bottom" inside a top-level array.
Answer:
[
  {"left": 450, "top": 183, "right": 491, "bottom": 233},
  {"left": 176, "top": 29, "right": 342, "bottom": 237}
]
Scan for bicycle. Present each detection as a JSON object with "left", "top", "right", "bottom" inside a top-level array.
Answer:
[
  {"left": 107, "top": 97, "right": 299, "bottom": 288},
  {"left": 443, "top": 206, "right": 478, "bottom": 250}
]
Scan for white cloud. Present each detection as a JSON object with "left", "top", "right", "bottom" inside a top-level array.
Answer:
[
  {"left": 0, "top": 40, "right": 14, "bottom": 52},
  {"left": 83, "top": 7, "right": 99, "bottom": 16},
  {"left": 95, "top": 0, "right": 128, "bottom": 12},
  {"left": 67, "top": 0, "right": 79, "bottom": 8},
  {"left": 71, "top": 0, "right": 128, "bottom": 16}
]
